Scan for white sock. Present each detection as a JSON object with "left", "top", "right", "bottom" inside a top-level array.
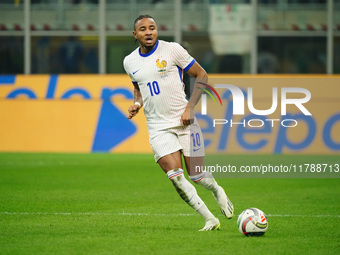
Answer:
[
  {"left": 167, "top": 168, "right": 215, "bottom": 220},
  {"left": 190, "top": 171, "right": 219, "bottom": 195}
]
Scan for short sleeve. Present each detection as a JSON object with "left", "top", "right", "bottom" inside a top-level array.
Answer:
[
  {"left": 172, "top": 43, "right": 196, "bottom": 72},
  {"left": 123, "top": 56, "right": 137, "bottom": 84}
]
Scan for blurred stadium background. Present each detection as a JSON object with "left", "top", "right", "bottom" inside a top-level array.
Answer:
[{"left": 0, "top": 0, "right": 340, "bottom": 75}]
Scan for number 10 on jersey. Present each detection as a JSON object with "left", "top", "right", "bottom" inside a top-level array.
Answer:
[{"left": 147, "top": 81, "right": 160, "bottom": 96}]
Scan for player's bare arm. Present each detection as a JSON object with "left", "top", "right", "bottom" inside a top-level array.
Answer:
[
  {"left": 127, "top": 83, "right": 143, "bottom": 119},
  {"left": 181, "top": 62, "right": 208, "bottom": 125}
]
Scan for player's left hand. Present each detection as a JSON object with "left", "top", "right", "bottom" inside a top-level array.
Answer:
[{"left": 180, "top": 107, "right": 193, "bottom": 126}]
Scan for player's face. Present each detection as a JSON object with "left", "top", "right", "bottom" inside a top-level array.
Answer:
[{"left": 133, "top": 18, "right": 158, "bottom": 51}]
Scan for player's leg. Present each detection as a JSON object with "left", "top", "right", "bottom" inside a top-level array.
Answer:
[
  {"left": 151, "top": 129, "right": 219, "bottom": 231},
  {"left": 158, "top": 152, "right": 220, "bottom": 231},
  {"left": 179, "top": 120, "right": 234, "bottom": 219},
  {"left": 184, "top": 156, "right": 234, "bottom": 219},
  {"left": 157, "top": 150, "right": 183, "bottom": 172}
]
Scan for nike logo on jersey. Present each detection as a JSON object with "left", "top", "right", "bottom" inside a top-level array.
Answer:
[
  {"left": 193, "top": 147, "right": 201, "bottom": 152},
  {"left": 132, "top": 69, "right": 141, "bottom": 75}
]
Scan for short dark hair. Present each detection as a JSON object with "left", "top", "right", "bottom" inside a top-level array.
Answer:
[{"left": 133, "top": 14, "right": 155, "bottom": 30}]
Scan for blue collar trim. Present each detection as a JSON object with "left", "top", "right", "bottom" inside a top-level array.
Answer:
[{"left": 139, "top": 40, "right": 159, "bottom": 57}]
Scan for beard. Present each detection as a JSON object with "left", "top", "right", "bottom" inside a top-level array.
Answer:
[
  {"left": 144, "top": 44, "right": 155, "bottom": 52},
  {"left": 139, "top": 37, "right": 157, "bottom": 52}
]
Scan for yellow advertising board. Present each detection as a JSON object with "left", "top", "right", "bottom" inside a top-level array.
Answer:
[
  {"left": 0, "top": 74, "right": 339, "bottom": 154},
  {"left": 0, "top": 75, "right": 151, "bottom": 153}
]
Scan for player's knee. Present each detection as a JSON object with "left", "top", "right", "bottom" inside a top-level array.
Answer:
[{"left": 158, "top": 153, "right": 182, "bottom": 173}]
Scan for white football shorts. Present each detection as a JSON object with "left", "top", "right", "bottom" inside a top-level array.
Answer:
[{"left": 149, "top": 120, "right": 205, "bottom": 162}]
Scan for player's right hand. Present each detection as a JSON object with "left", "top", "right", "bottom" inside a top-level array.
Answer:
[{"left": 127, "top": 104, "right": 140, "bottom": 119}]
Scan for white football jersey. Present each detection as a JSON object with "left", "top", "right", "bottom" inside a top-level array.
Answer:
[{"left": 123, "top": 40, "right": 195, "bottom": 132}]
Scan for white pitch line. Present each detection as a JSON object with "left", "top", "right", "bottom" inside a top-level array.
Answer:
[
  {"left": 0, "top": 212, "right": 197, "bottom": 216},
  {"left": 267, "top": 214, "right": 340, "bottom": 218},
  {"left": 1, "top": 212, "right": 339, "bottom": 218}
]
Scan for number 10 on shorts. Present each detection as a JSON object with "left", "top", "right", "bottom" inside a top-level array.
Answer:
[{"left": 191, "top": 133, "right": 201, "bottom": 150}]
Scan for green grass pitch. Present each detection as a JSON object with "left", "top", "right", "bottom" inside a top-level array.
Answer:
[{"left": 0, "top": 153, "right": 339, "bottom": 255}]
